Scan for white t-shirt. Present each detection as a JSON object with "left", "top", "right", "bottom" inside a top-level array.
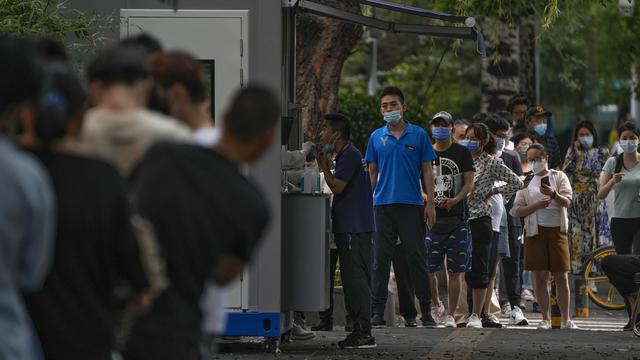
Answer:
[
  {"left": 489, "top": 193, "right": 503, "bottom": 232},
  {"left": 527, "top": 174, "right": 561, "bottom": 227}
]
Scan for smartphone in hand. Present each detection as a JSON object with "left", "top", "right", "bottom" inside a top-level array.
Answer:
[{"left": 541, "top": 176, "right": 550, "bottom": 187}]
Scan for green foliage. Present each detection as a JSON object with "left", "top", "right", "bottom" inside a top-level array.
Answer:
[{"left": 0, "top": 0, "right": 113, "bottom": 56}]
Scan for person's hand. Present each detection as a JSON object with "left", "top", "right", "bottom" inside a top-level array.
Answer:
[
  {"left": 573, "top": 140, "right": 583, "bottom": 156},
  {"left": 438, "top": 197, "right": 459, "bottom": 211},
  {"left": 301, "top": 141, "right": 315, "bottom": 156},
  {"left": 132, "top": 292, "right": 153, "bottom": 314},
  {"left": 536, "top": 195, "right": 552, "bottom": 209},
  {"left": 484, "top": 188, "right": 497, "bottom": 201},
  {"left": 316, "top": 151, "right": 330, "bottom": 171},
  {"left": 612, "top": 172, "right": 625, "bottom": 184},
  {"left": 540, "top": 183, "right": 554, "bottom": 196},
  {"left": 424, "top": 202, "right": 436, "bottom": 229}
]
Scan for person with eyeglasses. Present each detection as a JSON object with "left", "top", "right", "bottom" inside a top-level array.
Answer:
[{"left": 598, "top": 121, "right": 640, "bottom": 255}]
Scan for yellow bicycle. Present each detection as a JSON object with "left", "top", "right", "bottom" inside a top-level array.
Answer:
[{"left": 582, "top": 245, "right": 625, "bottom": 310}]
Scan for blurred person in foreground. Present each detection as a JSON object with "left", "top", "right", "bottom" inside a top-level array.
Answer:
[
  {"left": 0, "top": 35, "right": 56, "bottom": 360},
  {"left": 123, "top": 85, "right": 279, "bottom": 360}
]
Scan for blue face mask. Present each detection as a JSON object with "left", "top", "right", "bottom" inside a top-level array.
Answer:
[
  {"left": 460, "top": 139, "right": 480, "bottom": 154},
  {"left": 431, "top": 127, "right": 451, "bottom": 141},
  {"left": 322, "top": 143, "right": 336, "bottom": 153},
  {"left": 578, "top": 135, "right": 593, "bottom": 149},
  {"left": 620, "top": 139, "right": 639, "bottom": 154},
  {"left": 534, "top": 123, "right": 547, "bottom": 136},
  {"left": 383, "top": 110, "right": 402, "bottom": 124},
  {"left": 496, "top": 136, "right": 506, "bottom": 151}
]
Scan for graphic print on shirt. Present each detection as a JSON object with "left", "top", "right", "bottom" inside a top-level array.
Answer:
[{"left": 433, "top": 156, "right": 460, "bottom": 204}]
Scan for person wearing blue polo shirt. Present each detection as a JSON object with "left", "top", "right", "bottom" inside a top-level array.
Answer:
[{"left": 365, "top": 86, "right": 437, "bottom": 327}]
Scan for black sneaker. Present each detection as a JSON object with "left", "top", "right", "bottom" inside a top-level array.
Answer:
[
  {"left": 338, "top": 331, "right": 377, "bottom": 349},
  {"left": 311, "top": 321, "right": 333, "bottom": 331},
  {"left": 371, "top": 314, "right": 386, "bottom": 327},
  {"left": 421, "top": 313, "right": 437, "bottom": 328},
  {"left": 481, "top": 313, "right": 503, "bottom": 328},
  {"left": 404, "top": 317, "right": 417, "bottom": 327}
]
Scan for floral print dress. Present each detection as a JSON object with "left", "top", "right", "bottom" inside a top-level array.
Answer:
[{"left": 562, "top": 146, "right": 611, "bottom": 274}]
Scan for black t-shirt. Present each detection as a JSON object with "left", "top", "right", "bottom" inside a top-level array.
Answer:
[
  {"left": 129, "top": 142, "right": 269, "bottom": 340},
  {"left": 433, "top": 143, "right": 474, "bottom": 219},
  {"left": 23, "top": 152, "right": 148, "bottom": 359}
]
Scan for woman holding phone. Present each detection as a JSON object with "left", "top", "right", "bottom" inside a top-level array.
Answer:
[
  {"left": 512, "top": 143, "right": 576, "bottom": 329},
  {"left": 561, "top": 120, "right": 611, "bottom": 274}
]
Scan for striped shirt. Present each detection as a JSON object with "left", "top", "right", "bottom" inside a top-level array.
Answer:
[{"left": 468, "top": 151, "right": 523, "bottom": 220}]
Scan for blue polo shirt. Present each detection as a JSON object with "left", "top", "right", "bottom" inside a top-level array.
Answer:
[{"left": 364, "top": 122, "right": 436, "bottom": 206}]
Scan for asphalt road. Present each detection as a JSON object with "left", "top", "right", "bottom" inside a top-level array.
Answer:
[{"left": 214, "top": 311, "right": 640, "bottom": 359}]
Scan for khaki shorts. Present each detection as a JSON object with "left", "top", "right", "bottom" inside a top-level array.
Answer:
[{"left": 523, "top": 226, "right": 570, "bottom": 272}]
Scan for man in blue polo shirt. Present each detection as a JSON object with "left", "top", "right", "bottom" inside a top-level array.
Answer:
[
  {"left": 365, "top": 86, "right": 437, "bottom": 327},
  {"left": 317, "top": 113, "right": 376, "bottom": 349}
]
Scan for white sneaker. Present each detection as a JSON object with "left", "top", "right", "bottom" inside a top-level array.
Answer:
[
  {"left": 443, "top": 315, "right": 456, "bottom": 328},
  {"left": 561, "top": 320, "right": 580, "bottom": 330},
  {"left": 537, "top": 320, "right": 551, "bottom": 330},
  {"left": 431, "top": 303, "right": 446, "bottom": 325},
  {"left": 291, "top": 324, "right": 316, "bottom": 340},
  {"left": 486, "top": 313, "right": 501, "bottom": 324},
  {"left": 467, "top": 313, "right": 482, "bottom": 329},
  {"left": 521, "top": 289, "right": 535, "bottom": 301},
  {"left": 510, "top": 307, "right": 529, "bottom": 326}
]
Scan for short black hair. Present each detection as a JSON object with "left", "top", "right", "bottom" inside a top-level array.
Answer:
[
  {"left": 573, "top": 120, "right": 599, "bottom": 146},
  {"left": 35, "top": 38, "right": 68, "bottom": 62},
  {"left": 527, "top": 143, "right": 548, "bottom": 157},
  {"left": 324, "top": 112, "right": 351, "bottom": 141},
  {"left": 225, "top": 85, "right": 280, "bottom": 141},
  {"left": 120, "top": 33, "right": 163, "bottom": 55},
  {"left": 483, "top": 114, "right": 510, "bottom": 134},
  {"left": 379, "top": 86, "right": 404, "bottom": 104},
  {"left": 0, "top": 35, "right": 44, "bottom": 117},
  {"left": 507, "top": 94, "right": 529, "bottom": 112},
  {"left": 618, "top": 121, "right": 639, "bottom": 138},
  {"left": 510, "top": 130, "right": 537, "bottom": 146},
  {"left": 471, "top": 112, "right": 488, "bottom": 124},
  {"left": 87, "top": 45, "right": 151, "bottom": 85},
  {"left": 35, "top": 62, "right": 87, "bottom": 146}
]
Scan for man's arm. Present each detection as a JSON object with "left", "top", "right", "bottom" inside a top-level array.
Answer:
[
  {"left": 368, "top": 163, "right": 379, "bottom": 191},
  {"left": 317, "top": 151, "right": 347, "bottom": 194},
  {"left": 421, "top": 161, "right": 436, "bottom": 229}
]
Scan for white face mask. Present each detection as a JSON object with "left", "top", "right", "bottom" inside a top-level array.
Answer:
[{"left": 531, "top": 160, "right": 546, "bottom": 175}]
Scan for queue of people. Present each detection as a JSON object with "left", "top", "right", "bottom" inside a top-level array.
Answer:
[{"left": 0, "top": 33, "right": 277, "bottom": 360}]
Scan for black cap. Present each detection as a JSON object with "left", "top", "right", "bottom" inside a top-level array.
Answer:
[{"left": 526, "top": 106, "right": 552, "bottom": 120}]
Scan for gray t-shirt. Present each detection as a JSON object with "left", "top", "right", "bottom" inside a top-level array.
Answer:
[{"left": 603, "top": 157, "right": 640, "bottom": 219}]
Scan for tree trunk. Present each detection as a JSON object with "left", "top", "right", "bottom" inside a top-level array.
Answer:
[
  {"left": 480, "top": 17, "right": 520, "bottom": 113},
  {"left": 296, "top": 0, "right": 362, "bottom": 142},
  {"left": 518, "top": 11, "right": 537, "bottom": 102}
]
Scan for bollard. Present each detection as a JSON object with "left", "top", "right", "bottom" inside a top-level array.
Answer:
[
  {"left": 574, "top": 277, "right": 589, "bottom": 318},
  {"left": 550, "top": 277, "right": 562, "bottom": 329}
]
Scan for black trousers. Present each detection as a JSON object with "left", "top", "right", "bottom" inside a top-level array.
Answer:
[
  {"left": 501, "top": 225, "right": 523, "bottom": 308},
  {"left": 466, "top": 216, "right": 493, "bottom": 289},
  {"left": 467, "top": 228, "right": 499, "bottom": 311},
  {"left": 610, "top": 218, "right": 640, "bottom": 255},
  {"left": 318, "top": 248, "right": 352, "bottom": 324},
  {"left": 602, "top": 254, "right": 640, "bottom": 298},
  {"left": 335, "top": 232, "right": 373, "bottom": 332},
  {"left": 393, "top": 243, "right": 418, "bottom": 319},
  {"left": 372, "top": 205, "right": 431, "bottom": 318}
]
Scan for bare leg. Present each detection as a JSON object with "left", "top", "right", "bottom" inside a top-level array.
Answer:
[
  {"left": 553, "top": 271, "right": 571, "bottom": 324},
  {"left": 483, "top": 255, "right": 502, "bottom": 313},
  {"left": 429, "top": 273, "right": 441, "bottom": 306},
  {"left": 533, "top": 271, "right": 551, "bottom": 321},
  {"left": 448, "top": 272, "right": 463, "bottom": 316},
  {"left": 472, "top": 288, "right": 487, "bottom": 315}
]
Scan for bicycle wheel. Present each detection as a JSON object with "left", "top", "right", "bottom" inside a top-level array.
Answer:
[{"left": 582, "top": 246, "right": 626, "bottom": 310}]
